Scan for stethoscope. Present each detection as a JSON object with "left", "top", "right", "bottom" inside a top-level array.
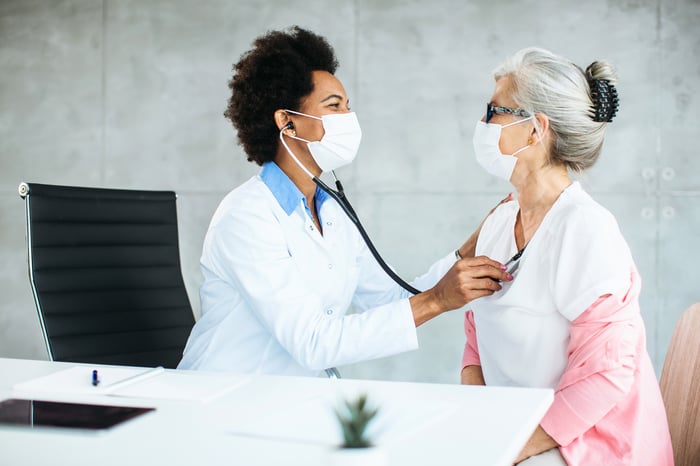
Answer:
[
  {"left": 279, "top": 125, "right": 422, "bottom": 296},
  {"left": 312, "top": 173, "right": 422, "bottom": 295},
  {"left": 314, "top": 164, "right": 531, "bottom": 293}
]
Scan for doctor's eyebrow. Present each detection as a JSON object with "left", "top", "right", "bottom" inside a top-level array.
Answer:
[{"left": 320, "top": 94, "right": 345, "bottom": 103}]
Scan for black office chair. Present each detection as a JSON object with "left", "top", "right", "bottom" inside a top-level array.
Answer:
[{"left": 18, "top": 182, "right": 195, "bottom": 369}]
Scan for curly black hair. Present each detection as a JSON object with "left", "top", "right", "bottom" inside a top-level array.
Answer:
[{"left": 224, "top": 26, "right": 339, "bottom": 165}]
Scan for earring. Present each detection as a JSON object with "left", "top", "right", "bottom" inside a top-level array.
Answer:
[{"left": 527, "top": 137, "right": 533, "bottom": 145}]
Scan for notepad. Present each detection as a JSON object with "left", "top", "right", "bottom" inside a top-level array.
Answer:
[
  {"left": 13, "top": 366, "right": 249, "bottom": 403},
  {"left": 13, "top": 366, "right": 165, "bottom": 396},
  {"left": 112, "top": 370, "right": 249, "bottom": 403}
]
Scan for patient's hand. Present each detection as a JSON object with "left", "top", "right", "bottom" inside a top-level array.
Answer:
[{"left": 514, "top": 425, "right": 559, "bottom": 464}]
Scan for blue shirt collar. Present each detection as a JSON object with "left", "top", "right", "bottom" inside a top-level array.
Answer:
[{"left": 260, "top": 162, "right": 330, "bottom": 217}]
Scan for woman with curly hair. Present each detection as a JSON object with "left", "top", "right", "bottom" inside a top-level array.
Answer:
[{"left": 178, "top": 26, "right": 510, "bottom": 376}]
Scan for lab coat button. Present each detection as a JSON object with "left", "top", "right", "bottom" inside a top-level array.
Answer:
[
  {"left": 326, "top": 309, "right": 333, "bottom": 315},
  {"left": 326, "top": 221, "right": 332, "bottom": 226},
  {"left": 328, "top": 263, "right": 333, "bottom": 269}
]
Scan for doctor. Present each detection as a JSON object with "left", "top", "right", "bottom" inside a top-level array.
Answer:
[{"left": 178, "top": 26, "right": 511, "bottom": 376}]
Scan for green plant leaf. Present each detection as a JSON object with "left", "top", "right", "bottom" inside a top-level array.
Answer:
[{"left": 334, "top": 393, "right": 379, "bottom": 448}]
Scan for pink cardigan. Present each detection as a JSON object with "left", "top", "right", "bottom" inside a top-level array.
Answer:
[{"left": 462, "top": 270, "right": 673, "bottom": 465}]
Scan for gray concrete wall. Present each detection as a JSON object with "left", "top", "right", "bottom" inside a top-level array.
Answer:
[{"left": 1, "top": 0, "right": 698, "bottom": 383}]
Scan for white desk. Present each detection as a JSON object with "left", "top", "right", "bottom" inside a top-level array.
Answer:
[{"left": 0, "top": 358, "right": 553, "bottom": 466}]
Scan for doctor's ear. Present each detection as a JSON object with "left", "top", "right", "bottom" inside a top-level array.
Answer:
[{"left": 274, "top": 109, "right": 295, "bottom": 133}]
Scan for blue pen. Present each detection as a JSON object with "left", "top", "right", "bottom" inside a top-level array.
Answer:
[{"left": 92, "top": 369, "right": 100, "bottom": 386}]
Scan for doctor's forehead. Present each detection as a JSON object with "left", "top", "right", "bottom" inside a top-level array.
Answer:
[{"left": 310, "top": 70, "right": 348, "bottom": 102}]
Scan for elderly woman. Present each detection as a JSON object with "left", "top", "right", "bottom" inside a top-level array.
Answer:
[
  {"left": 178, "top": 26, "right": 510, "bottom": 376},
  {"left": 461, "top": 47, "right": 673, "bottom": 465}
]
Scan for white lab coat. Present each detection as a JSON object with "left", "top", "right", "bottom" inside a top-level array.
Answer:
[{"left": 179, "top": 163, "right": 456, "bottom": 376}]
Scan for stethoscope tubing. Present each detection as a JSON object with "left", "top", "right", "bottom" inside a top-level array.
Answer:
[
  {"left": 279, "top": 127, "right": 421, "bottom": 295},
  {"left": 313, "top": 176, "right": 422, "bottom": 296}
]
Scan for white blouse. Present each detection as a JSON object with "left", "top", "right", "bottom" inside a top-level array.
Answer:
[{"left": 470, "top": 182, "right": 634, "bottom": 388}]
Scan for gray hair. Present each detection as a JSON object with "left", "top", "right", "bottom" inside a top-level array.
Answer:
[{"left": 494, "top": 47, "right": 618, "bottom": 172}]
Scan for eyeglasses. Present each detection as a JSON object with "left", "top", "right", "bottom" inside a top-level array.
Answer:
[{"left": 486, "top": 103, "right": 531, "bottom": 123}]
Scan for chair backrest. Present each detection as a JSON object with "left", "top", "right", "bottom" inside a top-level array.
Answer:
[
  {"left": 659, "top": 302, "right": 700, "bottom": 466},
  {"left": 19, "top": 182, "right": 195, "bottom": 369}
]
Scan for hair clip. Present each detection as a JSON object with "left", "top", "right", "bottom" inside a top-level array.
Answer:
[{"left": 589, "top": 79, "right": 619, "bottom": 123}]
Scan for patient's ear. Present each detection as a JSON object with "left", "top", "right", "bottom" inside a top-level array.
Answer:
[{"left": 532, "top": 113, "right": 550, "bottom": 145}]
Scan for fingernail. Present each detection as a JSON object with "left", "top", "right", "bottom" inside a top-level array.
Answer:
[
  {"left": 506, "top": 273, "right": 513, "bottom": 280},
  {"left": 500, "top": 265, "right": 507, "bottom": 271}
]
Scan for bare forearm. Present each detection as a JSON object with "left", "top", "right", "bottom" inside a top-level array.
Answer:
[
  {"left": 460, "top": 365, "right": 485, "bottom": 385},
  {"left": 409, "top": 289, "right": 446, "bottom": 327},
  {"left": 514, "top": 425, "right": 559, "bottom": 464},
  {"left": 457, "top": 232, "right": 478, "bottom": 260}
]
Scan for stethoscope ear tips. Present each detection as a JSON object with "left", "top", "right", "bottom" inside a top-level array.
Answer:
[{"left": 281, "top": 122, "right": 296, "bottom": 136}]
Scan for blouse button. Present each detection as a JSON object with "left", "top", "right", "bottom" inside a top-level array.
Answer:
[{"left": 326, "top": 309, "right": 334, "bottom": 315}]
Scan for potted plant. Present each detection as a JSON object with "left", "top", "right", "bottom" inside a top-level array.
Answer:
[{"left": 329, "top": 393, "right": 386, "bottom": 466}]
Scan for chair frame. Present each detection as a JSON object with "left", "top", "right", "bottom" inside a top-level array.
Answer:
[{"left": 19, "top": 182, "right": 54, "bottom": 359}]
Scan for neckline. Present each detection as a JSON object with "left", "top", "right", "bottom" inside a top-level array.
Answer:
[{"left": 511, "top": 181, "right": 577, "bottom": 255}]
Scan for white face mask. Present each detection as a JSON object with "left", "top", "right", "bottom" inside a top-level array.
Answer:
[
  {"left": 472, "top": 118, "right": 532, "bottom": 181},
  {"left": 282, "top": 110, "right": 362, "bottom": 173}
]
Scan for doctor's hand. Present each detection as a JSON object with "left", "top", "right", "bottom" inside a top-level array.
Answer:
[{"left": 409, "top": 256, "right": 512, "bottom": 327}]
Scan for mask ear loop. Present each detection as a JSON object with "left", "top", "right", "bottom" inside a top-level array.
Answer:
[
  {"left": 501, "top": 115, "right": 534, "bottom": 129},
  {"left": 504, "top": 116, "right": 536, "bottom": 157},
  {"left": 279, "top": 128, "right": 316, "bottom": 179},
  {"left": 278, "top": 127, "right": 341, "bottom": 206},
  {"left": 284, "top": 109, "right": 321, "bottom": 120},
  {"left": 279, "top": 109, "right": 323, "bottom": 175},
  {"left": 279, "top": 121, "right": 340, "bottom": 183}
]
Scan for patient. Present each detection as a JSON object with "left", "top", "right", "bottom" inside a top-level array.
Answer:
[{"left": 461, "top": 47, "right": 673, "bottom": 466}]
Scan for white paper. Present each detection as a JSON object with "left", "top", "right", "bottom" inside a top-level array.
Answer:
[
  {"left": 12, "top": 366, "right": 249, "bottom": 403},
  {"left": 114, "top": 371, "right": 249, "bottom": 403},
  {"left": 13, "top": 366, "right": 163, "bottom": 396}
]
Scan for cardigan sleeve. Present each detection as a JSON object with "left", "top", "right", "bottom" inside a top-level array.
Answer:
[
  {"left": 461, "top": 310, "right": 482, "bottom": 368},
  {"left": 540, "top": 272, "right": 643, "bottom": 446}
]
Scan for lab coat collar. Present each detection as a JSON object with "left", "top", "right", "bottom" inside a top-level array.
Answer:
[{"left": 260, "top": 161, "right": 330, "bottom": 217}]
